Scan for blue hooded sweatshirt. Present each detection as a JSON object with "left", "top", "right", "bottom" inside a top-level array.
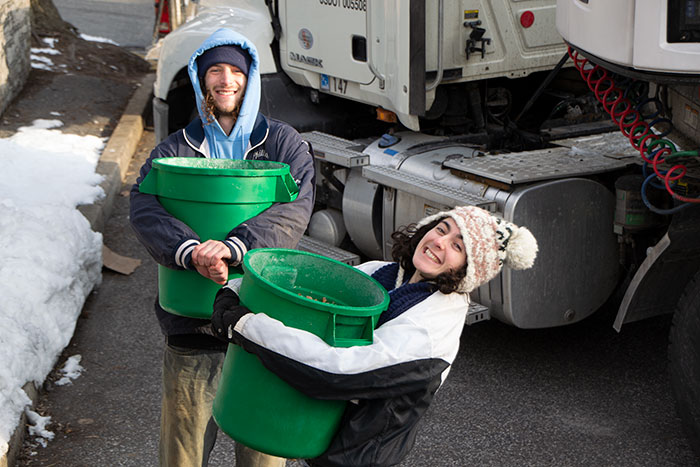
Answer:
[{"left": 188, "top": 28, "right": 261, "bottom": 159}]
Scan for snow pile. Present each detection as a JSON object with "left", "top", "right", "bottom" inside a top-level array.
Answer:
[
  {"left": 80, "top": 33, "right": 120, "bottom": 46},
  {"left": 25, "top": 410, "right": 54, "bottom": 448},
  {"left": 0, "top": 120, "right": 105, "bottom": 455},
  {"left": 55, "top": 355, "right": 84, "bottom": 386},
  {"left": 31, "top": 35, "right": 121, "bottom": 72},
  {"left": 31, "top": 37, "right": 63, "bottom": 72}
]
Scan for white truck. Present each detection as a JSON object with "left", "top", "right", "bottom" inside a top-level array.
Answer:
[{"left": 151, "top": 0, "right": 700, "bottom": 457}]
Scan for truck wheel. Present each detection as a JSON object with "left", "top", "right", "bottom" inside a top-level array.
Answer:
[{"left": 669, "top": 269, "right": 700, "bottom": 458}]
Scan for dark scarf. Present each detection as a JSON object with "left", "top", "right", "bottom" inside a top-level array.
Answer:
[{"left": 371, "top": 263, "right": 434, "bottom": 327}]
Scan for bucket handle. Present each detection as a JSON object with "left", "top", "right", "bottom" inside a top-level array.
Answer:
[
  {"left": 324, "top": 314, "right": 375, "bottom": 348},
  {"left": 276, "top": 172, "right": 300, "bottom": 202},
  {"left": 139, "top": 167, "right": 158, "bottom": 195}
]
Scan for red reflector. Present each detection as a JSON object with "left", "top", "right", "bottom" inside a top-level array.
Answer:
[{"left": 520, "top": 11, "right": 535, "bottom": 28}]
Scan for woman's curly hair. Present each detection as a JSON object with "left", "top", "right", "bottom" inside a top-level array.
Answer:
[{"left": 390, "top": 218, "right": 468, "bottom": 294}]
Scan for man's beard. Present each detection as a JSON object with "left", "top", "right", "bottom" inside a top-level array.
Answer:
[{"left": 201, "top": 89, "right": 245, "bottom": 125}]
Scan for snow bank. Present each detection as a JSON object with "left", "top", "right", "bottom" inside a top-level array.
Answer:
[{"left": 0, "top": 120, "right": 105, "bottom": 455}]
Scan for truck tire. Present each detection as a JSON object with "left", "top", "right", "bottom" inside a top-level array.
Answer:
[{"left": 669, "top": 269, "right": 700, "bottom": 458}]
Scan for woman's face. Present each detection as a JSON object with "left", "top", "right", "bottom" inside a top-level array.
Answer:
[{"left": 411, "top": 217, "right": 467, "bottom": 281}]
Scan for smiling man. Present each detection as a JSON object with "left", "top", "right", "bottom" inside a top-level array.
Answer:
[
  {"left": 130, "top": 28, "right": 315, "bottom": 467},
  {"left": 197, "top": 45, "right": 249, "bottom": 135}
]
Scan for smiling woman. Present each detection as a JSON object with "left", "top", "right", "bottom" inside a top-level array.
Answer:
[
  {"left": 410, "top": 217, "right": 467, "bottom": 282},
  {"left": 400, "top": 205, "right": 539, "bottom": 295},
  {"left": 211, "top": 205, "right": 539, "bottom": 467},
  {"left": 386, "top": 218, "right": 466, "bottom": 296}
]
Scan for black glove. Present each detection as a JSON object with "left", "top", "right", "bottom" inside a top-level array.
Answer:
[{"left": 211, "top": 286, "right": 252, "bottom": 344}]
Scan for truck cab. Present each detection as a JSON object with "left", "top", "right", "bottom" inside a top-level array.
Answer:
[{"left": 152, "top": 0, "right": 572, "bottom": 142}]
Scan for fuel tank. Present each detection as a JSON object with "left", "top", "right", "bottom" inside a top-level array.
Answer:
[{"left": 343, "top": 133, "right": 622, "bottom": 328}]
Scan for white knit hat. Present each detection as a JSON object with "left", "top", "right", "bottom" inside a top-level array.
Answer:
[{"left": 397, "top": 206, "right": 538, "bottom": 293}]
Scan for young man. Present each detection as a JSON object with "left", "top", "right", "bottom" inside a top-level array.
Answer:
[{"left": 130, "top": 28, "right": 315, "bottom": 466}]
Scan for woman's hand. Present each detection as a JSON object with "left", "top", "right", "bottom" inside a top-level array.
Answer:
[{"left": 211, "top": 286, "right": 251, "bottom": 343}]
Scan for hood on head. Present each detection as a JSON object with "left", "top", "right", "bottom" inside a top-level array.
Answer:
[{"left": 188, "top": 28, "right": 261, "bottom": 158}]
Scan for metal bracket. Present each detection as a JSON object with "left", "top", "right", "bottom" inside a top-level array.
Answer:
[
  {"left": 464, "top": 20, "right": 491, "bottom": 60},
  {"left": 297, "top": 235, "right": 360, "bottom": 266},
  {"left": 466, "top": 301, "right": 490, "bottom": 325},
  {"left": 302, "top": 131, "right": 369, "bottom": 168},
  {"left": 614, "top": 206, "right": 700, "bottom": 331}
]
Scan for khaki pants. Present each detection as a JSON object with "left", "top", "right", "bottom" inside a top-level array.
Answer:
[{"left": 159, "top": 343, "right": 286, "bottom": 467}]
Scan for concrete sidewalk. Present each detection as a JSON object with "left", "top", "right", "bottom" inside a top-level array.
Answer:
[{"left": 0, "top": 70, "right": 154, "bottom": 467}]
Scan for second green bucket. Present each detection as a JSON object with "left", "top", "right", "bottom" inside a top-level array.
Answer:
[
  {"left": 213, "top": 249, "right": 390, "bottom": 459},
  {"left": 138, "top": 158, "right": 299, "bottom": 318}
]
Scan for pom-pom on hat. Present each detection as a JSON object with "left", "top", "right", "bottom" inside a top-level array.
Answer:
[
  {"left": 196, "top": 44, "right": 252, "bottom": 82},
  {"left": 402, "top": 206, "right": 538, "bottom": 294}
]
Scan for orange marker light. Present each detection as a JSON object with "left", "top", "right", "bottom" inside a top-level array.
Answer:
[{"left": 376, "top": 108, "right": 398, "bottom": 123}]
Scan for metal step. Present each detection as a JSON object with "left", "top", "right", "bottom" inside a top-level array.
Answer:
[
  {"left": 466, "top": 301, "right": 490, "bottom": 325},
  {"left": 442, "top": 146, "right": 634, "bottom": 185},
  {"left": 297, "top": 235, "right": 361, "bottom": 265},
  {"left": 302, "top": 131, "right": 369, "bottom": 168},
  {"left": 362, "top": 165, "right": 497, "bottom": 211},
  {"left": 550, "top": 131, "right": 640, "bottom": 160}
]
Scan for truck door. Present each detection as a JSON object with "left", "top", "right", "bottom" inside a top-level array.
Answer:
[{"left": 279, "top": 0, "right": 425, "bottom": 130}]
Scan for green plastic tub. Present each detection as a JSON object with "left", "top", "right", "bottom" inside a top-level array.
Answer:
[
  {"left": 213, "top": 249, "right": 390, "bottom": 459},
  {"left": 139, "top": 158, "right": 298, "bottom": 318}
]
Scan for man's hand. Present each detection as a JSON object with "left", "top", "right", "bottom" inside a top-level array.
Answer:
[
  {"left": 192, "top": 239, "right": 231, "bottom": 266},
  {"left": 192, "top": 240, "right": 231, "bottom": 284},
  {"left": 193, "top": 260, "right": 229, "bottom": 285}
]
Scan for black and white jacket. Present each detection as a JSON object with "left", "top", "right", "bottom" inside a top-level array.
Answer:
[{"left": 226, "top": 261, "right": 470, "bottom": 467}]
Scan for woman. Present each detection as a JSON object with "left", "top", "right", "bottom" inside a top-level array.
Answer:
[{"left": 211, "top": 206, "right": 538, "bottom": 467}]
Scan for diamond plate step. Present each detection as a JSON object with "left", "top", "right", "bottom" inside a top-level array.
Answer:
[
  {"left": 362, "top": 165, "right": 496, "bottom": 210},
  {"left": 297, "top": 235, "right": 361, "bottom": 265},
  {"left": 550, "top": 131, "right": 641, "bottom": 160},
  {"left": 443, "top": 146, "right": 634, "bottom": 185},
  {"left": 302, "top": 131, "right": 369, "bottom": 168}
]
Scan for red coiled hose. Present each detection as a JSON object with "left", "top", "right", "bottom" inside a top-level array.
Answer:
[{"left": 567, "top": 46, "right": 700, "bottom": 204}]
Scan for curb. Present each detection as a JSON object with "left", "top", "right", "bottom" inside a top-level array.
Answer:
[
  {"left": 79, "top": 72, "right": 155, "bottom": 233},
  {"left": 1, "top": 72, "right": 154, "bottom": 467}
]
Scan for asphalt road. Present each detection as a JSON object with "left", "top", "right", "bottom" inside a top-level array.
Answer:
[
  {"left": 53, "top": 0, "right": 154, "bottom": 51},
  {"left": 21, "top": 128, "right": 699, "bottom": 466}
]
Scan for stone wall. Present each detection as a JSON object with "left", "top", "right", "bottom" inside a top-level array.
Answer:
[{"left": 0, "top": 0, "right": 31, "bottom": 118}]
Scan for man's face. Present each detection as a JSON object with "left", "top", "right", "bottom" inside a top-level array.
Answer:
[{"left": 203, "top": 63, "right": 247, "bottom": 115}]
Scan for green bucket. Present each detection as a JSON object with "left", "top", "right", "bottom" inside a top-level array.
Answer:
[
  {"left": 139, "top": 158, "right": 299, "bottom": 318},
  {"left": 212, "top": 249, "right": 390, "bottom": 459}
]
